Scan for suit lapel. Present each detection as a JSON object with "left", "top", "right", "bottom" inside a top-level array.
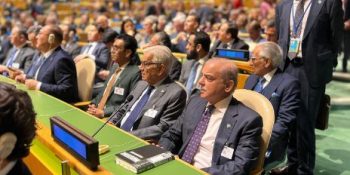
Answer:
[
  {"left": 281, "top": 1, "right": 293, "bottom": 39},
  {"left": 245, "top": 75, "right": 259, "bottom": 90},
  {"left": 37, "top": 48, "right": 58, "bottom": 80},
  {"left": 261, "top": 70, "right": 283, "bottom": 99},
  {"left": 212, "top": 98, "right": 239, "bottom": 163},
  {"left": 303, "top": 0, "right": 324, "bottom": 40}
]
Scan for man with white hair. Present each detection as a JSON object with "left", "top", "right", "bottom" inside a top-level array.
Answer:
[
  {"left": 110, "top": 45, "right": 187, "bottom": 141},
  {"left": 244, "top": 42, "right": 300, "bottom": 168}
]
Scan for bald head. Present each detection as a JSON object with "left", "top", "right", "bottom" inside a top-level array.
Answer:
[{"left": 199, "top": 58, "right": 238, "bottom": 104}]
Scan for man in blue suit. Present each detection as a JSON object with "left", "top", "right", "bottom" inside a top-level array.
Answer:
[
  {"left": 159, "top": 58, "right": 262, "bottom": 175},
  {"left": 244, "top": 42, "right": 300, "bottom": 167},
  {"left": 275, "top": 0, "right": 343, "bottom": 173},
  {"left": 25, "top": 25, "right": 79, "bottom": 103}
]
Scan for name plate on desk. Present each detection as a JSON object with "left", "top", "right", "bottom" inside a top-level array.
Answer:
[
  {"left": 50, "top": 116, "right": 99, "bottom": 170},
  {"left": 216, "top": 48, "right": 250, "bottom": 61}
]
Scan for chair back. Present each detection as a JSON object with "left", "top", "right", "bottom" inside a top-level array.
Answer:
[
  {"left": 233, "top": 89, "right": 275, "bottom": 175},
  {"left": 75, "top": 58, "right": 96, "bottom": 101}
]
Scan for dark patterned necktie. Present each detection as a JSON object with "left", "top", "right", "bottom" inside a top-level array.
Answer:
[{"left": 182, "top": 105, "right": 215, "bottom": 164}]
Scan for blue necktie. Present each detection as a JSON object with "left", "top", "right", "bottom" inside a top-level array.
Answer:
[
  {"left": 254, "top": 77, "right": 266, "bottom": 93},
  {"left": 5, "top": 48, "right": 17, "bottom": 67},
  {"left": 121, "top": 86, "right": 154, "bottom": 131},
  {"left": 186, "top": 62, "right": 200, "bottom": 93},
  {"left": 182, "top": 105, "right": 215, "bottom": 164},
  {"left": 26, "top": 56, "right": 44, "bottom": 78},
  {"left": 3, "top": 49, "right": 17, "bottom": 76}
]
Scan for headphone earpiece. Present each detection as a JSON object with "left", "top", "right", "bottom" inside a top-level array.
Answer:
[
  {"left": 48, "top": 34, "right": 55, "bottom": 44},
  {"left": 0, "top": 133, "right": 17, "bottom": 160}
]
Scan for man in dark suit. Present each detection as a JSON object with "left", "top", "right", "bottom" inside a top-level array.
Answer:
[
  {"left": 61, "top": 24, "right": 81, "bottom": 59},
  {"left": 110, "top": 45, "right": 187, "bottom": 141},
  {"left": 159, "top": 58, "right": 262, "bottom": 175},
  {"left": 88, "top": 34, "right": 141, "bottom": 118},
  {"left": 24, "top": 25, "right": 79, "bottom": 103},
  {"left": 146, "top": 31, "right": 182, "bottom": 81},
  {"left": 0, "top": 26, "right": 35, "bottom": 74},
  {"left": 275, "top": 0, "right": 343, "bottom": 174},
  {"left": 179, "top": 31, "right": 211, "bottom": 95},
  {"left": 74, "top": 24, "right": 110, "bottom": 82},
  {"left": 209, "top": 22, "right": 249, "bottom": 57},
  {"left": 343, "top": 0, "right": 350, "bottom": 72},
  {"left": 244, "top": 42, "right": 300, "bottom": 167}
]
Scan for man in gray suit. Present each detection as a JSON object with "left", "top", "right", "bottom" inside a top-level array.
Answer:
[
  {"left": 275, "top": 0, "right": 343, "bottom": 174},
  {"left": 0, "top": 26, "right": 35, "bottom": 74},
  {"left": 110, "top": 45, "right": 187, "bottom": 141},
  {"left": 159, "top": 58, "right": 262, "bottom": 175},
  {"left": 179, "top": 31, "right": 210, "bottom": 95}
]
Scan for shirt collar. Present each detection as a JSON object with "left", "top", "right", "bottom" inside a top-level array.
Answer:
[
  {"left": 263, "top": 68, "right": 277, "bottom": 83},
  {"left": 198, "top": 54, "right": 209, "bottom": 64},
  {"left": 152, "top": 76, "right": 167, "bottom": 88},
  {"left": 42, "top": 47, "right": 57, "bottom": 58},
  {"left": 210, "top": 95, "right": 232, "bottom": 114}
]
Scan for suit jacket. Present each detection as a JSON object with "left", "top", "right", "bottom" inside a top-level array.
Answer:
[
  {"left": 81, "top": 42, "right": 110, "bottom": 71},
  {"left": 209, "top": 38, "right": 249, "bottom": 58},
  {"left": 178, "top": 55, "right": 209, "bottom": 85},
  {"left": 113, "top": 77, "right": 187, "bottom": 140},
  {"left": 159, "top": 96, "right": 262, "bottom": 175},
  {"left": 91, "top": 62, "right": 141, "bottom": 116},
  {"left": 244, "top": 69, "right": 300, "bottom": 162},
  {"left": 169, "top": 56, "right": 182, "bottom": 81},
  {"left": 63, "top": 42, "right": 81, "bottom": 59},
  {"left": 36, "top": 46, "right": 79, "bottom": 103},
  {"left": 2, "top": 44, "right": 35, "bottom": 72},
  {"left": 0, "top": 37, "right": 11, "bottom": 63},
  {"left": 276, "top": 0, "right": 343, "bottom": 87}
]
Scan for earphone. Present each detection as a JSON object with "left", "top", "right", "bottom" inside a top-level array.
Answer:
[
  {"left": 0, "top": 133, "right": 17, "bottom": 160},
  {"left": 48, "top": 34, "right": 55, "bottom": 44}
]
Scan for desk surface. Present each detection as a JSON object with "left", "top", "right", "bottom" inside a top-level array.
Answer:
[{"left": 0, "top": 76, "right": 204, "bottom": 175}]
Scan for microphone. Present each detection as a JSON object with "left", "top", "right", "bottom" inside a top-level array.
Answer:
[{"left": 91, "top": 95, "right": 133, "bottom": 137}]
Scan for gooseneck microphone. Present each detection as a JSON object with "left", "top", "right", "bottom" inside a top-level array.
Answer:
[{"left": 92, "top": 95, "right": 133, "bottom": 137}]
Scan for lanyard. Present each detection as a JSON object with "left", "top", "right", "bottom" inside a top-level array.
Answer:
[{"left": 291, "top": 1, "right": 312, "bottom": 37}]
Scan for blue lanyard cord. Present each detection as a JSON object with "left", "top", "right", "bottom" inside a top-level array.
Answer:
[{"left": 291, "top": 1, "right": 312, "bottom": 37}]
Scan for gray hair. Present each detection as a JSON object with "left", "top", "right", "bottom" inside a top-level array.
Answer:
[
  {"left": 143, "top": 45, "right": 173, "bottom": 74},
  {"left": 27, "top": 25, "right": 42, "bottom": 35},
  {"left": 257, "top": 42, "right": 283, "bottom": 68}
]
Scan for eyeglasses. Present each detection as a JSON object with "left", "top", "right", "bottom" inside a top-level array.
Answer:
[
  {"left": 250, "top": 56, "right": 266, "bottom": 62},
  {"left": 140, "top": 61, "right": 162, "bottom": 67}
]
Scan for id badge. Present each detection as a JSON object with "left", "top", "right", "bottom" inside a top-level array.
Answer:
[
  {"left": 289, "top": 38, "right": 300, "bottom": 53},
  {"left": 221, "top": 146, "right": 235, "bottom": 159},
  {"left": 12, "top": 63, "right": 20, "bottom": 69},
  {"left": 114, "top": 87, "right": 125, "bottom": 96},
  {"left": 144, "top": 109, "right": 158, "bottom": 118}
]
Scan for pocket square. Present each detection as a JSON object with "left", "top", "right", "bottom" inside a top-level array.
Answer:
[{"left": 272, "top": 92, "right": 280, "bottom": 97}]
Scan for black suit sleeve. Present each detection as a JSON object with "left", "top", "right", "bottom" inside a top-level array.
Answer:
[
  {"left": 330, "top": 0, "right": 344, "bottom": 54},
  {"left": 40, "top": 57, "right": 78, "bottom": 102},
  {"left": 270, "top": 79, "right": 300, "bottom": 147},
  {"left": 95, "top": 45, "right": 110, "bottom": 70}
]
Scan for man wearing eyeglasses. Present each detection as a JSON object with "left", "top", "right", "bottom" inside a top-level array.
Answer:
[
  {"left": 110, "top": 45, "right": 187, "bottom": 142},
  {"left": 244, "top": 42, "right": 300, "bottom": 170}
]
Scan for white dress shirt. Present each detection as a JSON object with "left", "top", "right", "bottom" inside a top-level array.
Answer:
[{"left": 193, "top": 95, "right": 232, "bottom": 169}]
